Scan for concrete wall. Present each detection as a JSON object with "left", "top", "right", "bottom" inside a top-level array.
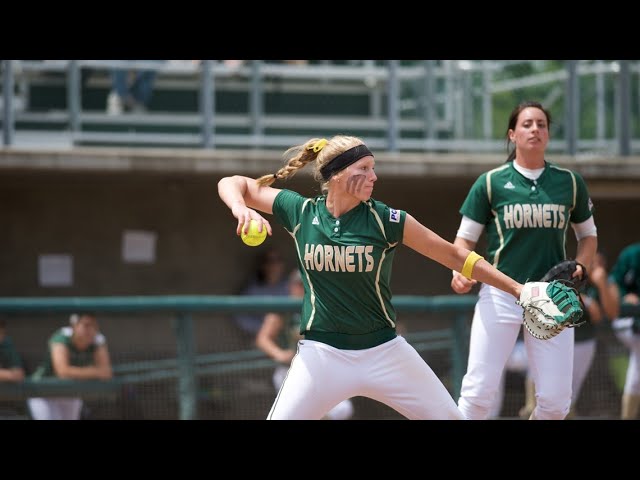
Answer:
[
  {"left": 2, "top": 150, "right": 640, "bottom": 379},
  {"left": 2, "top": 169, "right": 638, "bottom": 298}
]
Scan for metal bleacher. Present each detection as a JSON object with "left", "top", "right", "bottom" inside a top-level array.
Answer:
[{"left": 3, "top": 60, "right": 640, "bottom": 155}]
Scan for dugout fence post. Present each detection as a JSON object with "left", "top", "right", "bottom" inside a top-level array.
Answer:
[
  {"left": 618, "top": 60, "right": 631, "bottom": 156},
  {"left": 565, "top": 60, "right": 579, "bottom": 156},
  {"left": 67, "top": 60, "right": 80, "bottom": 135},
  {"left": 174, "top": 312, "right": 198, "bottom": 420},
  {"left": 2, "top": 60, "right": 15, "bottom": 146},
  {"left": 386, "top": 60, "right": 399, "bottom": 152},
  {"left": 200, "top": 60, "right": 214, "bottom": 149},
  {"left": 250, "top": 60, "right": 264, "bottom": 141}
]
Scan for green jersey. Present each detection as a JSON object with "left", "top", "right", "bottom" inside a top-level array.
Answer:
[
  {"left": 272, "top": 189, "right": 406, "bottom": 350},
  {"left": 32, "top": 327, "right": 106, "bottom": 379},
  {"left": 609, "top": 242, "right": 640, "bottom": 298},
  {"left": 0, "top": 336, "right": 23, "bottom": 369},
  {"left": 460, "top": 160, "right": 594, "bottom": 284}
]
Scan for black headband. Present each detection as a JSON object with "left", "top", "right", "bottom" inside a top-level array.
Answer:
[{"left": 320, "top": 144, "right": 373, "bottom": 181}]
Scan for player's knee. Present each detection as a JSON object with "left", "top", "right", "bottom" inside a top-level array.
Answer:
[
  {"left": 457, "top": 396, "right": 496, "bottom": 420},
  {"left": 534, "top": 392, "right": 571, "bottom": 420}
]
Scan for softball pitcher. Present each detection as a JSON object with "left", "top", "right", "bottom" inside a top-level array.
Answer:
[
  {"left": 218, "top": 134, "right": 530, "bottom": 420},
  {"left": 451, "top": 101, "right": 597, "bottom": 420}
]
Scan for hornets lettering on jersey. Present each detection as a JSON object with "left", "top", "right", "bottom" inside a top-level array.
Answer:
[
  {"left": 303, "top": 244, "right": 375, "bottom": 272},
  {"left": 502, "top": 203, "right": 566, "bottom": 229}
]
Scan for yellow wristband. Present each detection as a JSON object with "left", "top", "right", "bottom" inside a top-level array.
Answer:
[{"left": 461, "top": 251, "right": 484, "bottom": 280}]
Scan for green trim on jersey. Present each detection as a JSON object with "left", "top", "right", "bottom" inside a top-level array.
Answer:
[
  {"left": 272, "top": 189, "right": 406, "bottom": 350},
  {"left": 31, "top": 327, "right": 106, "bottom": 379},
  {"left": 460, "top": 160, "right": 594, "bottom": 284}
]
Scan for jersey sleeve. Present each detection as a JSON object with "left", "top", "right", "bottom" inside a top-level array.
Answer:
[
  {"left": 272, "top": 189, "right": 308, "bottom": 231},
  {"left": 570, "top": 171, "right": 595, "bottom": 223},
  {"left": 49, "top": 329, "right": 68, "bottom": 346},
  {"left": 370, "top": 199, "right": 406, "bottom": 244},
  {"left": 459, "top": 173, "right": 492, "bottom": 224}
]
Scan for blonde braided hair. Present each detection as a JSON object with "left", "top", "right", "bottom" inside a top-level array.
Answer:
[{"left": 256, "top": 135, "right": 366, "bottom": 193}]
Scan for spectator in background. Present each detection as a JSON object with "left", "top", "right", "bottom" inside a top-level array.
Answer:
[
  {"left": 106, "top": 60, "right": 163, "bottom": 115},
  {"left": 224, "top": 60, "right": 244, "bottom": 69},
  {"left": 609, "top": 242, "right": 640, "bottom": 419},
  {"left": 27, "top": 312, "right": 112, "bottom": 420},
  {"left": 256, "top": 269, "right": 354, "bottom": 420},
  {"left": 0, "top": 318, "right": 25, "bottom": 382},
  {"left": 277, "top": 60, "right": 308, "bottom": 66},
  {"left": 233, "top": 248, "right": 290, "bottom": 337}
]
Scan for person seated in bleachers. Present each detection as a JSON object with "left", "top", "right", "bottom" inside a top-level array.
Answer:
[
  {"left": 106, "top": 60, "right": 164, "bottom": 115},
  {"left": 233, "top": 248, "right": 290, "bottom": 337},
  {"left": 27, "top": 312, "right": 112, "bottom": 420}
]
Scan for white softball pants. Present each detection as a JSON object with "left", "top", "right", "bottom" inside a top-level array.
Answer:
[
  {"left": 272, "top": 364, "right": 354, "bottom": 420},
  {"left": 458, "top": 284, "right": 574, "bottom": 420},
  {"left": 572, "top": 339, "right": 596, "bottom": 402},
  {"left": 267, "top": 335, "right": 464, "bottom": 420},
  {"left": 28, "top": 397, "right": 83, "bottom": 420}
]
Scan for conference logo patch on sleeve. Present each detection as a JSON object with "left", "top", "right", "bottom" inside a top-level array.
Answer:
[{"left": 389, "top": 208, "right": 400, "bottom": 223}]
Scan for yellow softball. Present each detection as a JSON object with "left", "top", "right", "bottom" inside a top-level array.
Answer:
[{"left": 241, "top": 219, "right": 267, "bottom": 247}]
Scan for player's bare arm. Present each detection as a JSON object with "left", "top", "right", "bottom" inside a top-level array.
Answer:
[
  {"left": 589, "top": 256, "right": 620, "bottom": 320},
  {"left": 256, "top": 313, "right": 295, "bottom": 364},
  {"left": 51, "top": 344, "right": 111, "bottom": 380},
  {"left": 0, "top": 367, "right": 24, "bottom": 381},
  {"left": 451, "top": 237, "right": 478, "bottom": 294},
  {"left": 94, "top": 345, "right": 113, "bottom": 380},
  {"left": 218, "top": 175, "right": 280, "bottom": 236},
  {"left": 574, "top": 235, "right": 598, "bottom": 282},
  {"left": 582, "top": 294, "right": 603, "bottom": 324},
  {"left": 403, "top": 214, "right": 521, "bottom": 299}
]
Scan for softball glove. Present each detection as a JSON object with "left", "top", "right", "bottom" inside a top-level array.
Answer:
[
  {"left": 517, "top": 280, "right": 584, "bottom": 340},
  {"left": 540, "top": 259, "right": 588, "bottom": 292}
]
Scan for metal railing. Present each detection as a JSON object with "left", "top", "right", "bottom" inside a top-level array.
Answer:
[
  {"left": 1, "top": 294, "right": 638, "bottom": 419},
  {"left": 0, "top": 294, "right": 475, "bottom": 419},
  {"left": 2, "top": 60, "right": 639, "bottom": 155}
]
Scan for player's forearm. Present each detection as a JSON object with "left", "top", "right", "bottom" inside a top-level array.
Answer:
[
  {"left": 575, "top": 236, "right": 597, "bottom": 273},
  {"left": 469, "top": 258, "right": 522, "bottom": 299},
  {"left": 218, "top": 176, "right": 250, "bottom": 212},
  {"left": 448, "top": 240, "right": 521, "bottom": 298},
  {"left": 583, "top": 296, "right": 603, "bottom": 324},
  {"left": 257, "top": 336, "right": 292, "bottom": 363},
  {"left": 452, "top": 238, "right": 476, "bottom": 273},
  {"left": 256, "top": 335, "right": 280, "bottom": 359},
  {"left": 54, "top": 365, "right": 112, "bottom": 380},
  {"left": 601, "top": 284, "right": 620, "bottom": 320},
  {"left": 448, "top": 237, "right": 520, "bottom": 297},
  {"left": 0, "top": 367, "right": 24, "bottom": 381}
]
